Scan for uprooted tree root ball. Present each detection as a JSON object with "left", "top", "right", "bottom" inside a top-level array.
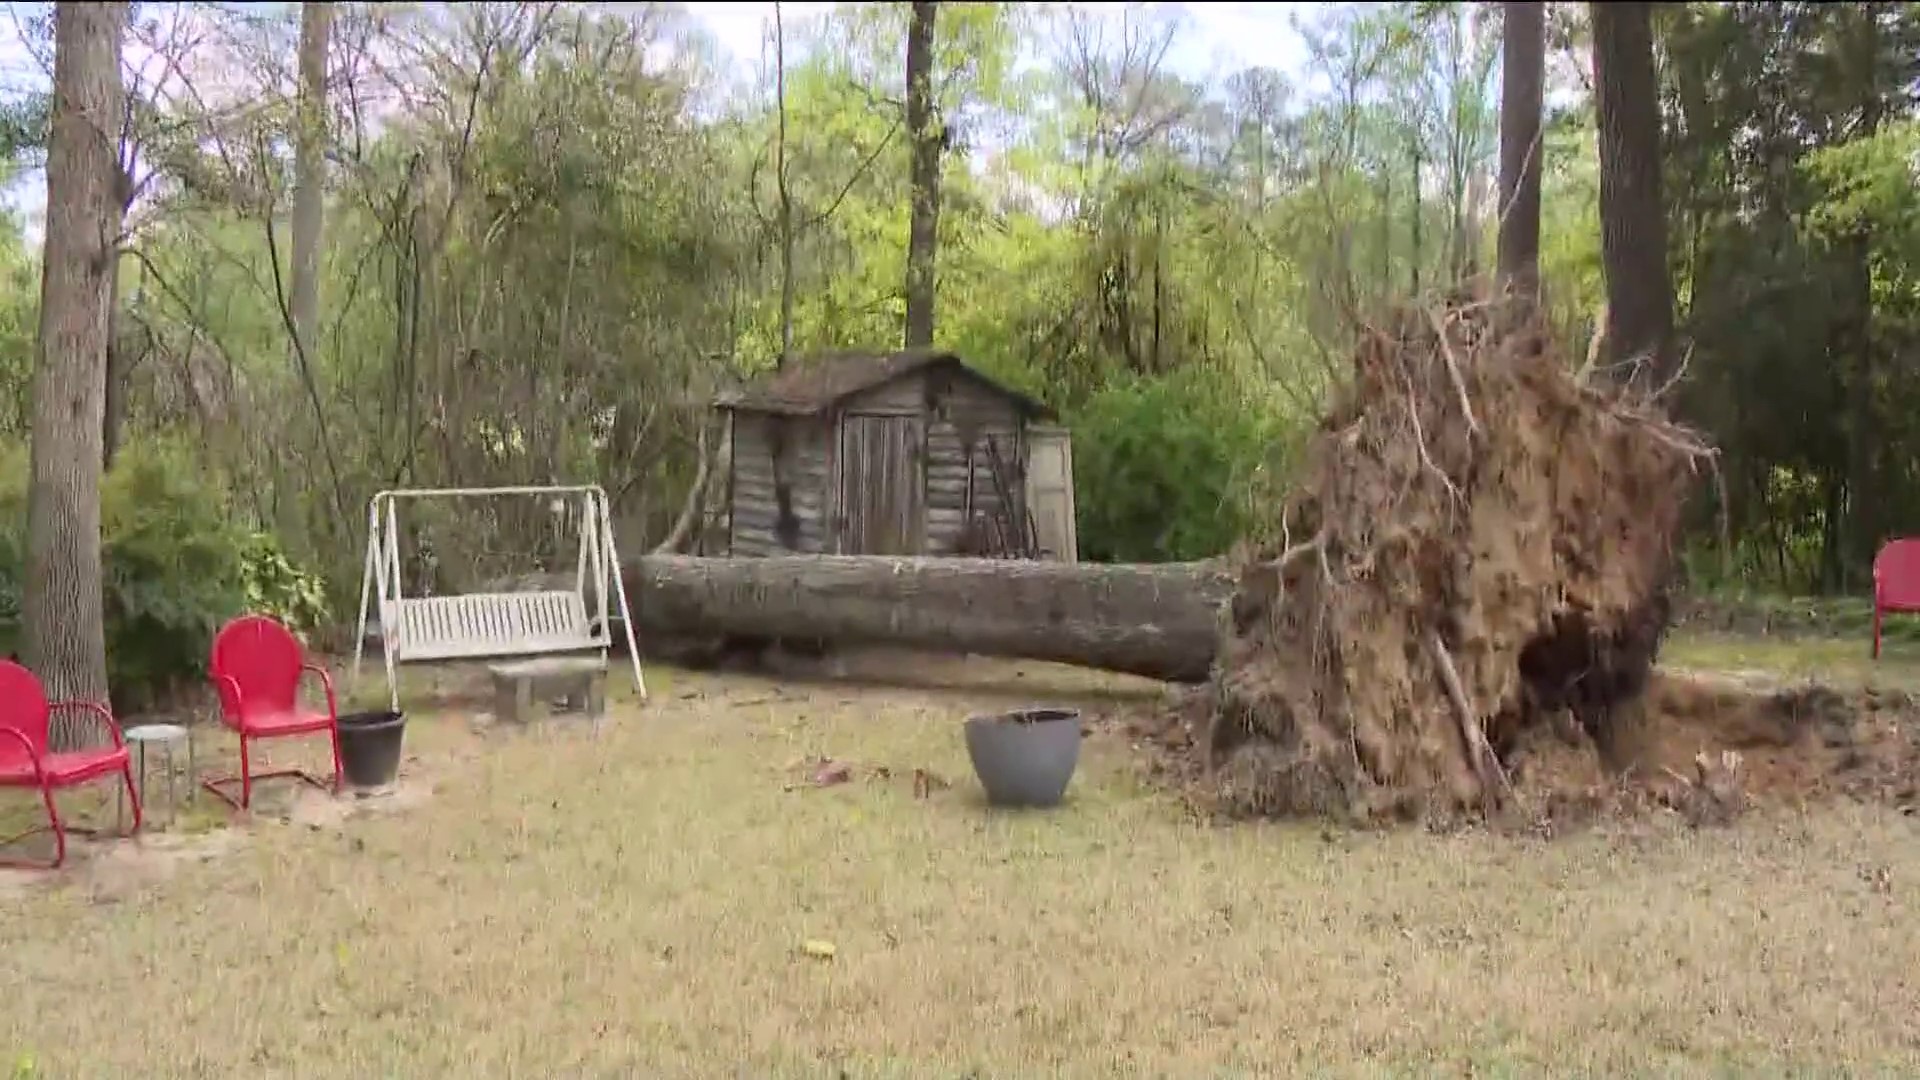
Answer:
[{"left": 1199, "top": 287, "right": 1716, "bottom": 824}]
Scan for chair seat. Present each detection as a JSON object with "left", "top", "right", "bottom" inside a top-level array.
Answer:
[
  {"left": 231, "top": 708, "right": 334, "bottom": 737},
  {"left": 0, "top": 745, "right": 129, "bottom": 787}
]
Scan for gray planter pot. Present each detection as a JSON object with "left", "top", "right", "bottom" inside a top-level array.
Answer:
[{"left": 963, "top": 707, "right": 1082, "bottom": 808}]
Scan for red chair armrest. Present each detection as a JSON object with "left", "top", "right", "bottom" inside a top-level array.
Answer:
[
  {"left": 48, "top": 699, "right": 124, "bottom": 749},
  {"left": 208, "top": 673, "right": 245, "bottom": 723},
  {"left": 0, "top": 726, "right": 44, "bottom": 784},
  {"left": 302, "top": 664, "right": 339, "bottom": 720}
]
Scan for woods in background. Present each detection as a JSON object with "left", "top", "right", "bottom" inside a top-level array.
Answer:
[{"left": 0, "top": 1, "right": 1915, "bottom": 702}]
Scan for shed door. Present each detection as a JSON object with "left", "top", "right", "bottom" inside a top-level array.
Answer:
[
  {"left": 1025, "top": 425, "right": 1077, "bottom": 562},
  {"left": 839, "top": 414, "right": 925, "bottom": 555}
]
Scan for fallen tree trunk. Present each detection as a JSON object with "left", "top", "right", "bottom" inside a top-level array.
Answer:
[{"left": 628, "top": 555, "right": 1232, "bottom": 683}]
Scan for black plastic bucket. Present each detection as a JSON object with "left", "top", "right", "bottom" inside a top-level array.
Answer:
[{"left": 336, "top": 710, "right": 407, "bottom": 788}]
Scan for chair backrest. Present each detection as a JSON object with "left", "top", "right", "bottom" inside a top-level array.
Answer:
[
  {"left": 1875, "top": 539, "right": 1920, "bottom": 609},
  {"left": 210, "top": 615, "right": 306, "bottom": 717},
  {"left": 0, "top": 660, "right": 50, "bottom": 768}
]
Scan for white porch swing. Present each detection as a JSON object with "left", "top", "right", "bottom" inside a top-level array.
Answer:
[{"left": 350, "top": 485, "right": 646, "bottom": 712}]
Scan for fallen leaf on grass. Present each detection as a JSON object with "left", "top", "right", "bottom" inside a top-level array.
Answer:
[
  {"left": 812, "top": 760, "right": 853, "bottom": 786},
  {"left": 912, "top": 768, "right": 950, "bottom": 799},
  {"left": 800, "top": 939, "right": 837, "bottom": 960}
]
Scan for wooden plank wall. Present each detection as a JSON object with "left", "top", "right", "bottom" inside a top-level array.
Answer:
[
  {"left": 939, "top": 376, "right": 1023, "bottom": 555},
  {"left": 837, "top": 413, "right": 926, "bottom": 554},
  {"left": 840, "top": 369, "right": 1025, "bottom": 556},
  {"left": 728, "top": 413, "right": 832, "bottom": 556},
  {"left": 727, "top": 364, "right": 1033, "bottom": 558}
]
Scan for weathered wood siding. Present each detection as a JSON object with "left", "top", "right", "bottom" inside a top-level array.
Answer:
[
  {"left": 727, "top": 413, "right": 833, "bottom": 556},
  {"left": 923, "top": 370, "right": 1025, "bottom": 555},
  {"left": 837, "top": 367, "right": 1027, "bottom": 555},
  {"left": 838, "top": 413, "right": 925, "bottom": 554},
  {"left": 726, "top": 361, "right": 1038, "bottom": 557}
]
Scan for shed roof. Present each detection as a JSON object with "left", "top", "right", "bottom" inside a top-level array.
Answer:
[{"left": 714, "top": 348, "right": 1055, "bottom": 419}]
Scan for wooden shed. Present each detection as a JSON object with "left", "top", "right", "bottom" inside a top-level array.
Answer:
[{"left": 713, "top": 349, "right": 1077, "bottom": 561}]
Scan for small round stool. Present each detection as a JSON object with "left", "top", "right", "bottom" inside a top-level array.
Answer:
[{"left": 121, "top": 723, "right": 193, "bottom": 828}]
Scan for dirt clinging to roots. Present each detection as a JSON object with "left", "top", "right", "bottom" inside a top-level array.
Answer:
[{"left": 1200, "top": 289, "right": 1714, "bottom": 824}]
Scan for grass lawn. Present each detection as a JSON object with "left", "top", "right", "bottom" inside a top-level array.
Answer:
[
  {"left": 3, "top": 643, "right": 1920, "bottom": 1076},
  {"left": 1665, "top": 630, "right": 1920, "bottom": 692}
]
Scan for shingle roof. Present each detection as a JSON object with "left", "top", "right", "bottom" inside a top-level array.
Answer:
[{"left": 714, "top": 348, "right": 1054, "bottom": 418}]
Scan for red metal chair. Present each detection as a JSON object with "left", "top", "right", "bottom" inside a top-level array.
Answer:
[
  {"left": 1873, "top": 539, "right": 1920, "bottom": 659},
  {"left": 0, "top": 661, "right": 141, "bottom": 869},
  {"left": 204, "top": 615, "right": 343, "bottom": 809}
]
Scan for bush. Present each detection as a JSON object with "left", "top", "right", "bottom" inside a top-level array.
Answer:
[
  {"left": 1068, "top": 370, "right": 1292, "bottom": 563},
  {"left": 0, "top": 438, "right": 329, "bottom": 707}
]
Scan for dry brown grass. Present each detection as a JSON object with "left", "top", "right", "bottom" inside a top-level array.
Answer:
[{"left": 2, "top": 648, "right": 1919, "bottom": 1076}]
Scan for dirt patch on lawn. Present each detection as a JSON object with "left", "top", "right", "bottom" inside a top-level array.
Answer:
[
  {"left": 1522, "top": 673, "right": 1920, "bottom": 818},
  {"left": 1140, "top": 670, "right": 1920, "bottom": 829},
  {"left": 0, "top": 828, "right": 247, "bottom": 904},
  {"left": 0, "top": 774, "right": 438, "bottom": 904}
]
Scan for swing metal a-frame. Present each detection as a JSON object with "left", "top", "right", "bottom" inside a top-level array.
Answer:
[{"left": 351, "top": 485, "right": 646, "bottom": 712}]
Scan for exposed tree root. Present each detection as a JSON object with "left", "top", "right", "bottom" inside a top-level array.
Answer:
[{"left": 1199, "top": 282, "right": 1713, "bottom": 823}]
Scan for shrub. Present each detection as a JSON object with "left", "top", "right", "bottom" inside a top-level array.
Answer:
[
  {"left": 0, "top": 438, "right": 328, "bottom": 708},
  {"left": 1068, "top": 369, "right": 1292, "bottom": 563},
  {"left": 238, "top": 531, "right": 332, "bottom": 639}
]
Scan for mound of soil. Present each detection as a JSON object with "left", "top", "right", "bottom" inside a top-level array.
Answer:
[
  {"left": 1197, "top": 287, "right": 1717, "bottom": 824},
  {"left": 1508, "top": 671, "right": 1920, "bottom": 825},
  {"left": 1142, "top": 671, "right": 1920, "bottom": 825}
]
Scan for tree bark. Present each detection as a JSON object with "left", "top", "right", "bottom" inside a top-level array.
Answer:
[
  {"left": 1841, "top": 3, "right": 1883, "bottom": 589},
  {"left": 101, "top": 93, "right": 139, "bottom": 472},
  {"left": 101, "top": 314, "right": 127, "bottom": 469},
  {"left": 25, "top": 2, "right": 128, "bottom": 706},
  {"left": 290, "top": 2, "right": 331, "bottom": 380},
  {"left": 904, "top": 0, "right": 940, "bottom": 349},
  {"left": 774, "top": 1, "right": 795, "bottom": 363},
  {"left": 1497, "top": 1, "right": 1545, "bottom": 295},
  {"left": 1589, "top": 2, "right": 1675, "bottom": 390},
  {"left": 629, "top": 555, "right": 1233, "bottom": 683}
]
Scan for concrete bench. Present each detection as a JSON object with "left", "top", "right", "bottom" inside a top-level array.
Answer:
[{"left": 488, "top": 656, "right": 608, "bottom": 726}]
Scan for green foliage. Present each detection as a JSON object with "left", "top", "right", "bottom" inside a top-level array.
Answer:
[
  {"left": 0, "top": 94, "right": 49, "bottom": 165},
  {"left": 0, "top": 212, "right": 36, "bottom": 436},
  {"left": 0, "top": 0, "right": 1908, "bottom": 637},
  {"left": 1068, "top": 370, "right": 1283, "bottom": 563},
  {"left": 93, "top": 442, "right": 252, "bottom": 697},
  {"left": 0, "top": 439, "right": 327, "bottom": 707},
  {"left": 1663, "top": 1, "right": 1920, "bottom": 593},
  {"left": 239, "top": 532, "right": 331, "bottom": 640},
  {"left": 1803, "top": 122, "right": 1920, "bottom": 243}
]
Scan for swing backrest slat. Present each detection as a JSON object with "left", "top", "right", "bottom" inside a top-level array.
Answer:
[{"left": 387, "top": 590, "right": 599, "bottom": 662}]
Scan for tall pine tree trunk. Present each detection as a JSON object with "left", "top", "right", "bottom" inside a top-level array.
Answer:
[
  {"left": 25, "top": 2, "right": 128, "bottom": 706},
  {"left": 291, "top": 2, "right": 331, "bottom": 378},
  {"left": 101, "top": 77, "right": 136, "bottom": 473},
  {"left": 630, "top": 555, "right": 1233, "bottom": 684},
  {"left": 903, "top": 0, "right": 940, "bottom": 349},
  {"left": 1590, "top": 2, "right": 1675, "bottom": 390},
  {"left": 101, "top": 128, "right": 136, "bottom": 472},
  {"left": 1841, "top": 5, "right": 1883, "bottom": 587},
  {"left": 774, "top": 2, "right": 795, "bottom": 363},
  {"left": 101, "top": 311, "right": 126, "bottom": 470},
  {"left": 1498, "top": 1, "right": 1545, "bottom": 295}
]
